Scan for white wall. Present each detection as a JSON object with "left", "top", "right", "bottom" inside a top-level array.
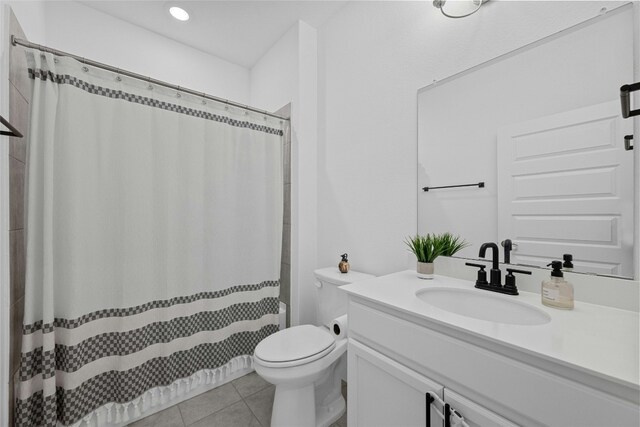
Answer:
[
  {"left": 294, "top": 22, "right": 318, "bottom": 326},
  {"left": 251, "top": 21, "right": 318, "bottom": 326},
  {"left": 250, "top": 24, "right": 298, "bottom": 112},
  {"left": 316, "top": 0, "right": 627, "bottom": 277},
  {"left": 8, "top": 1, "right": 250, "bottom": 104}
]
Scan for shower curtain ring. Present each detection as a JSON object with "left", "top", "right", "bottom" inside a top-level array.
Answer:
[{"left": 201, "top": 92, "right": 207, "bottom": 105}]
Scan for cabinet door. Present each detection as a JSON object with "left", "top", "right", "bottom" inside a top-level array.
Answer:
[
  {"left": 348, "top": 339, "right": 444, "bottom": 427},
  {"left": 444, "top": 389, "right": 519, "bottom": 427}
]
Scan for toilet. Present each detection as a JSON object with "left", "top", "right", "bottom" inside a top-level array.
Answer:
[{"left": 253, "top": 267, "right": 375, "bottom": 427}]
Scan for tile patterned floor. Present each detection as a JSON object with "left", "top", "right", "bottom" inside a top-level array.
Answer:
[{"left": 129, "top": 372, "right": 348, "bottom": 427}]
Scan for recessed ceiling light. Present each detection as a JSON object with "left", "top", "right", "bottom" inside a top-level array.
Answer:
[{"left": 169, "top": 6, "right": 189, "bottom": 21}]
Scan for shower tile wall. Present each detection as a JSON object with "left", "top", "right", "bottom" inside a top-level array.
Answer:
[
  {"left": 7, "top": 8, "right": 30, "bottom": 426},
  {"left": 277, "top": 104, "right": 291, "bottom": 328}
]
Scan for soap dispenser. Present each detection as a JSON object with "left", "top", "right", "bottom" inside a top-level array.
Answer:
[
  {"left": 562, "top": 254, "right": 574, "bottom": 271},
  {"left": 338, "top": 253, "right": 350, "bottom": 273},
  {"left": 541, "top": 261, "right": 574, "bottom": 310}
]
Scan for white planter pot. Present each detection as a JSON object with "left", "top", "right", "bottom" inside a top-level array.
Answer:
[{"left": 417, "top": 262, "right": 434, "bottom": 279}]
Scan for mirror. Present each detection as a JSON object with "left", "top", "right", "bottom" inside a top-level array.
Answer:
[{"left": 418, "top": 6, "right": 637, "bottom": 279}]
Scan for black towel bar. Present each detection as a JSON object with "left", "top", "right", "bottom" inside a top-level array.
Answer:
[{"left": 423, "top": 182, "right": 484, "bottom": 192}]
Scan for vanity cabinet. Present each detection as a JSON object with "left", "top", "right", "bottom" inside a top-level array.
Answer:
[
  {"left": 348, "top": 339, "right": 516, "bottom": 427},
  {"left": 346, "top": 298, "right": 640, "bottom": 427}
]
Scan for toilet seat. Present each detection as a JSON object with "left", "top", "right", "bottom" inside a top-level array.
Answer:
[{"left": 254, "top": 325, "right": 336, "bottom": 368}]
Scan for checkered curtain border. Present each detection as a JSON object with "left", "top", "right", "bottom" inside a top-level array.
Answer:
[{"left": 27, "top": 68, "right": 284, "bottom": 136}]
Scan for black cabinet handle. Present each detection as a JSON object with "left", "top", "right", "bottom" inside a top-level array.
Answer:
[
  {"left": 444, "top": 403, "right": 451, "bottom": 427},
  {"left": 425, "top": 392, "right": 435, "bottom": 427}
]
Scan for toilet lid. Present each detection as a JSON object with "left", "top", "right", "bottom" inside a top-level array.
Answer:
[{"left": 254, "top": 325, "right": 335, "bottom": 365}]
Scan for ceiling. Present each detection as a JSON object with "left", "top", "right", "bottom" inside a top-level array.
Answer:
[{"left": 80, "top": 1, "right": 348, "bottom": 68}]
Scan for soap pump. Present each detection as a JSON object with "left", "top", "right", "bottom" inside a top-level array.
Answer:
[
  {"left": 338, "top": 253, "right": 350, "bottom": 273},
  {"left": 541, "top": 261, "right": 574, "bottom": 310},
  {"left": 562, "top": 254, "right": 574, "bottom": 271}
]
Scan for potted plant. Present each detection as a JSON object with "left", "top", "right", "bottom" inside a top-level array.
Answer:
[{"left": 405, "top": 233, "right": 469, "bottom": 279}]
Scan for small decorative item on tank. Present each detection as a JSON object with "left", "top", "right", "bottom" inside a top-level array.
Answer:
[{"left": 338, "top": 253, "right": 350, "bottom": 273}]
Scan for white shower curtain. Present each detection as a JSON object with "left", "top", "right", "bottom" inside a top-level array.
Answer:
[{"left": 16, "top": 51, "right": 283, "bottom": 426}]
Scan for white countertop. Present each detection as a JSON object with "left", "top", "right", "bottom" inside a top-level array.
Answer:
[{"left": 341, "top": 270, "right": 639, "bottom": 391}]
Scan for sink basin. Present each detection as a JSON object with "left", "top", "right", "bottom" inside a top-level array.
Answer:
[{"left": 415, "top": 287, "right": 551, "bottom": 326}]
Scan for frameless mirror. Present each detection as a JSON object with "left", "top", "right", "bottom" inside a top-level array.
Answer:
[{"left": 417, "top": 6, "right": 638, "bottom": 279}]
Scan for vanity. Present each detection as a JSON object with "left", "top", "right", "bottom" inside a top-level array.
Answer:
[{"left": 342, "top": 271, "right": 640, "bottom": 426}]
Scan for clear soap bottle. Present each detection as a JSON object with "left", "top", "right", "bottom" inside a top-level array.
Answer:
[{"left": 541, "top": 261, "right": 574, "bottom": 310}]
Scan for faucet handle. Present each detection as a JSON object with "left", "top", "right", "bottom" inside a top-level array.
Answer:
[
  {"left": 507, "top": 268, "right": 532, "bottom": 275},
  {"left": 465, "top": 262, "right": 488, "bottom": 286},
  {"left": 465, "top": 262, "right": 486, "bottom": 269},
  {"left": 504, "top": 268, "right": 531, "bottom": 294}
]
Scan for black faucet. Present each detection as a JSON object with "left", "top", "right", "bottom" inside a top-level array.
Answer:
[
  {"left": 466, "top": 242, "right": 530, "bottom": 295},
  {"left": 479, "top": 242, "right": 501, "bottom": 286}
]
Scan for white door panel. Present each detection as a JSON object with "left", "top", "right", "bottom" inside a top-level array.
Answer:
[{"left": 498, "top": 100, "right": 634, "bottom": 277}]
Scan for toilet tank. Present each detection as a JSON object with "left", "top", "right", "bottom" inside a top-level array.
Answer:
[{"left": 314, "top": 267, "right": 375, "bottom": 327}]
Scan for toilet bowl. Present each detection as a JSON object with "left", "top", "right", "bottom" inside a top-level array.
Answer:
[{"left": 253, "top": 268, "right": 375, "bottom": 427}]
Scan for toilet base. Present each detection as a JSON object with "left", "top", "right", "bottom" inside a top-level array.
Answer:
[
  {"left": 270, "top": 383, "right": 345, "bottom": 427},
  {"left": 271, "top": 383, "right": 316, "bottom": 427},
  {"left": 316, "top": 392, "right": 345, "bottom": 427}
]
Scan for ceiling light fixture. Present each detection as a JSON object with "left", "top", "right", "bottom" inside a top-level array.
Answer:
[
  {"left": 433, "top": 0, "right": 488, "bottom": 18},
  {"left": 169, "top": 6, "right": 190, "bottom": 22}
]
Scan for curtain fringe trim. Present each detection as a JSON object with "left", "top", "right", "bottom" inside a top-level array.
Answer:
[{"left": 62, "top": 355, "right": 254, "bottom": 427}]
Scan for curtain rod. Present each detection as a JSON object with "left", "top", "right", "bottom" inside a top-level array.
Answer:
[{"left": 11, "top": 35, "right": 290, "bottom": 121}]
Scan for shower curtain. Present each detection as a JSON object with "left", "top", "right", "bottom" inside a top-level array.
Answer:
[{"left": 15, "top": 51, "right": 283, "bottom": 426}]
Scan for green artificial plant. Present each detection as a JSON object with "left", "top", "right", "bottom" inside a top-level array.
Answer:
[{"left": 405, "top": 233, "right": 469, "bottom": 263}]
